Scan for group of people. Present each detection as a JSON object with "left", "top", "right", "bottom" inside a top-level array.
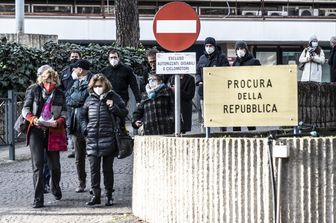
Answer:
[
  {"left": 22, "top": 34, "right": 336, "bottom": 208},
  {"left": 22, "top": 47, "right": 196, "bottom": 208}
]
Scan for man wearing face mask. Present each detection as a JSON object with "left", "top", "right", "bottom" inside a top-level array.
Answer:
[
  {"left": 233, "top": 41, "right": 261, "bottom": 67},
  {"left": 60, "top": 50, "right": 81, "bottom": 92},
  {"left": 233, "top": 41, "right": 261, "bottom": 131},
  {"left": 328, "top": 36, "right": 336, "bottom": 82},
  {"left": 299, "top": 35, "right": 325, "bottom": 82},
  {"left": 195, "top": 37, "right": 230, "bottom": 130},
  {"left": 66, "top": 59, "right": 93, "bottom": 193},
  {"left": 101, "top": 50, "right": 141, "bottom": 105},
  {"left": 60, "top": 50, "right": 81, "bottom": 158}
]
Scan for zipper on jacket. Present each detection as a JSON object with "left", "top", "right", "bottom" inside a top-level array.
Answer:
[{"left": 96, "top": 99, "right": 101, "bottom": 155}]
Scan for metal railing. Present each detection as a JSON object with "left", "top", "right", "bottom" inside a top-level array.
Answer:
[{"left": 0, "top": 90, "right": 25, "bottom": 160}]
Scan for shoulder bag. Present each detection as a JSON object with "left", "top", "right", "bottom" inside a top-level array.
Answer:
[
  {"left": 14, "top": 114, "right": 29, "bottom": 135},
  {"left": 110, "top": 114, "right": 134, "bottom": 159}
]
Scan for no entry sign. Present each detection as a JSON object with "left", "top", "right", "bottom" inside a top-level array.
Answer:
[{"left": 153, "top": 2, "right": 201, "bottom": 52}]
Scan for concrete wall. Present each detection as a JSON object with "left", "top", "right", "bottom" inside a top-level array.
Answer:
[
  {"left": 132, "top": 136, "right": 336, "bottom": 223},
  {"left": 0, "top": 33, "right": 57, "bottom": 49}
]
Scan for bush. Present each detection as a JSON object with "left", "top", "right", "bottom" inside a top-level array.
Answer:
[{"left": 0, "top": 39, "right": 147, "bottom": 96}]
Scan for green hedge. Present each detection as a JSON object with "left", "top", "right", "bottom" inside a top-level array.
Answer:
[{"left": 0, "top": 39, "right": 147, "bottom": 96}]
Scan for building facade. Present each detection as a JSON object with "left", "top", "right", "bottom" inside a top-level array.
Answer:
[{"left": 0, "top": 0, "right": 335, "bottom": 80}]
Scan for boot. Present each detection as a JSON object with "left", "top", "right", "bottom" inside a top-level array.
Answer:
[
  {"left": 86, "top": 196, "right": 101, "bottom": 205},
  {"left": 86, "top": 188, "right": 101, "bottom": 205},
  {"left": 105, "top": 195, "right": 113, "bottom": 206}
]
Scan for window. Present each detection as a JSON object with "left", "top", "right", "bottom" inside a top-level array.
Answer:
[
  {"left": 199, "top": 7, "right": 236, "bottom": 17},
  {"left": 256, "top": 52, "right": 277, "bottom": 65},
  {"left": 32, "top": 4, "right": 72, "bottom": 14},
  {"left": 0, "top": 4, "right": 30, "bottom": 13},
  {"left": 76, "top": 5, "right": 102, "bottom": 14},
  {"left": 139, "top": 6, "right": 157, "bottom": 15}
]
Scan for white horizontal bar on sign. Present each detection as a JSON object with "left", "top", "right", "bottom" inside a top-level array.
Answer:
[{"left": 156, "top": 20, "right": 196, "bottom": 33}]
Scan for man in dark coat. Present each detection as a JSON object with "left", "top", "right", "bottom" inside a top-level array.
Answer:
[
  {"left": 328, "top": 36, "right": 336, "bottom": 82},
  {"left": 169, "top": 74, "right": 195, "bottom": 133},
  {"left": 195, "top": 37, "right": 230, "bottom": 131},
  {"left": 232, "top": 41, "right": 261, "bottom": 66},
  {"left": 66, "top": 59, "right": 93, "bottom": 193},
  {"left": 60, "top": 50, "right": 81, "bottom": 158},
  {"left": 232, "top": 40, "right": 261, "bottom": 131},
  {"left": 132, "top": 74, "right": 174, "bottom": 135},
  {"left": 101, "top": 49, "right": 141, "bottom": 105}
]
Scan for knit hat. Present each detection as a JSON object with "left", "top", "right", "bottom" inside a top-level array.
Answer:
[
  {"left": 235, "top": 41, "right": 248, "bottom": 49},
  {"left": 37, "top": 64, "right": 52, "bottom": 76},
  {"left": 309, "top": 35, "right": 318, "bottom": 43},
  {"left": 72, "top": 59, "right": 91, "bottom": 70},
  {"left": 204, "top": 37, "right": 216, "bottom": 46},
  {"left": 330, "top": 36, "right": 336, "bottom": 47}
]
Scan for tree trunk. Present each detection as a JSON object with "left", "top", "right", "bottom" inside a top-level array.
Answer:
[{"left": 115, "top": 0, "right": 140, "bottom": 48}]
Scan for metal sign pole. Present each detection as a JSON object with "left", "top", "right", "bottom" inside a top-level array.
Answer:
[{"left": 175, "top": 74, "right": 181, "bottom": 136}]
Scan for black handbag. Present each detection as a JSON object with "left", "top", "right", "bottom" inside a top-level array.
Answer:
[
  {"left": 110, "top": 114, "right": 134, "bottom": 159},
  {"left": 14, "top": 114, "right": 29, "bottom": 134}
]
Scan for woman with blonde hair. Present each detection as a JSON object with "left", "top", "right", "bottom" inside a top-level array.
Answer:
[
  {"left": 80, "top": 73, "right": 128, "bottom": 206},
  {"left": 22, "top": 68, "right": 67, "bottom": 208}
]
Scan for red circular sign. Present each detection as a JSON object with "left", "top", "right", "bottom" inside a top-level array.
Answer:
[{"left": 153, "top": 2, "right": 201, "bottom": 52}]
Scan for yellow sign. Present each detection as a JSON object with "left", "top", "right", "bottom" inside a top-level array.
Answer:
[{"left": 203, "top": 65, "right": 298, "bottom": 127}]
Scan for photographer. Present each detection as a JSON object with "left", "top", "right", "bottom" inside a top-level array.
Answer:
[{"left": 299, "top": 35, "right": 325, "bottom": 82}]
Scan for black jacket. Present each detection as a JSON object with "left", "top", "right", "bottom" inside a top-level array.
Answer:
[
  {"left": 328, "top": 46, "right": 336, "bottom": 82},
  {"left": 195, "top": 46, "right": 230, "bottom": 85},
  {"left": 101, "top": 63, "right": 141, "bottom": 103},
  {"left": 195, "top": 46, "right": 230, "bottom": 98},
  {"left": 232, "top": 53, "right": 261, "bottom": 66},
  {"left": 81, "top": 90, "right": 128, "bottom": 157},
  {"left": 170, "top": 74, "right": 195, "bottom": 133},
  {"left": 60, "top": 65, "right": 75, "bottom": 92}
]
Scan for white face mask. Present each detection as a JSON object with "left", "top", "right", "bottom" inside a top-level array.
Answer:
[
  {"left": 311, "top": 41, "right": 318, "bottom": 47},
  {"left": 205, "top": 46, "right": 215, "bottom": 55},
  {"left": 149, "top": 79, "right": 159, "bottom": 89},
  {"left": 237, "top": 49, "right": 246, "bottom": 58},
  {"left": 93, "top": 87, "right": 104, "bottom": 96},
  {"left": 71, "top": 71, "right": 79, "bottom": 80},
  {"left": 109, "top": 59, "right": 119, "bottom": 67}
]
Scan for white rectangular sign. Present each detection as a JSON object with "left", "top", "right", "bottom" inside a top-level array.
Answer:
[
  {"left": 156, "top": 20, "right": 197, "bottom": 33},
  {"left": 156, "top": 52, "right": 196, "bottom": 74}
]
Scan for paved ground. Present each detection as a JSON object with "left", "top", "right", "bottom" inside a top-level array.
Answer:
[
  {"left": 0, "top": 143, "right": 142, "bottom": 223},
  {"left": 0, "top": 111, "right": 278, "bottom": 223}
]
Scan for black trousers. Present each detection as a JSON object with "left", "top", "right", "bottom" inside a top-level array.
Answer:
[
  {"left": 88, "top": 155, "right": 114, "bottom": 198},
  {"left": 29, "top": 127, "right": 61, "bottom": 204},
  {"left": 73, "top": 133, "right": 87, "bottom": 188}
]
